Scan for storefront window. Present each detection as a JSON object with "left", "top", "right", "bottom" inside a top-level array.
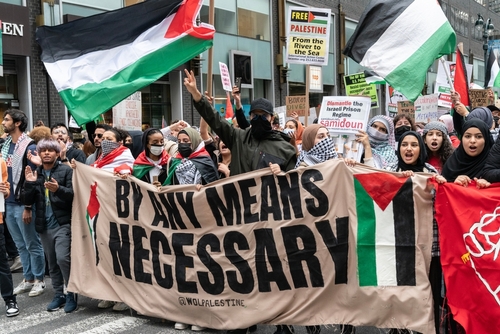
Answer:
[
  {"left": 140, "top": 83, "right": 171, "bottom": 128},
  {"left": 237, "top": 0, "right": 270, "bottom": 41},
  {"left": 0, "top": 70, "right": 18, "bottom": 131},
  {"left": 0, "top": 0, "right": 22, "bottom": 5},
  {"left": 201, "top": 0, "right": 237, "bottom": 35},
  {"left": 62, "top": 0, "right": 122, "bottom": 16}
]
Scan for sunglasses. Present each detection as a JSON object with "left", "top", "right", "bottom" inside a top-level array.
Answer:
[{"left": 92, "top": 133, "right": 104, "bottom": 139}]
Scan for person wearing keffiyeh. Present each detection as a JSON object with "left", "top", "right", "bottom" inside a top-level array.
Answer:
[
  {"left": 90, "top": 128, "right": 134, "bottom": 175},
  {"left": 132, "top": 129, "right": 170, "bottom": 186},
  {"left": 165, "top": 128, "right": 218, "bottom": 186},
  {"left": 355, "top": 115, "right": 398, "bottom": 169},
  {"left": 295, "top": 124, "right": 337, "bottom": 168}
]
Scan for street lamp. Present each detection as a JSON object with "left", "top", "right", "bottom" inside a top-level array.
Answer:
[{"left": 475, "top": 14, "right": 495, "bottom": 83}]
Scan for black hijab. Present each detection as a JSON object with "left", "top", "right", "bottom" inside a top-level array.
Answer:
[
  {"left": 396, "top": 131, "right": 427, "bottom": 172},
  {"left": 442, "top": 119, "right": 494, "bottom": 182}
]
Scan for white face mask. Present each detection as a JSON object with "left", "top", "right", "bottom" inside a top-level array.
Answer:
[{"left": 149, "top": 145, "right": 164, "bottom": 156}]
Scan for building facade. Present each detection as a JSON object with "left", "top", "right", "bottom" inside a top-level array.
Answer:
[{"left": 1, "top": 0, "right": 499, "bottom": 130}]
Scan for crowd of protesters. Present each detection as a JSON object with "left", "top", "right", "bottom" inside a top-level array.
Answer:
[{"left": 0, "top": 70, "right": 498, "bottom": 334}]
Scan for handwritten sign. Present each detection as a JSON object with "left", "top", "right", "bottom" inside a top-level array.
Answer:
[
  {"left": 414, "top": 94, "right": 439, "bottom": 123},
  {"left": 219, "top": 62, "right": 232, "bottom": 91},
  {"left": 397, "top": 101, "right": 415, "bottom": 121},
  {"left": 470, "top": 89, "right": 489, "bottom": 109},
  {"left": 286, "top": 96, "right": 307, "bottom": 116}
]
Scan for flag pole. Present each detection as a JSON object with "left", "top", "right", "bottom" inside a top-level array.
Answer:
[
  {"left": 439, "top": 56, "right": 454, "bottom": 91},
  {"left": 206, "top": 0, "right": 215, "bottom": 104}
]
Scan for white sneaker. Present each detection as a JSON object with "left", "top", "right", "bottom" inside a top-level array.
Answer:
[
  {"left": 112, "top": 302, "right": 130, "bottom": 311},
  {"left": 13, "top": 279, "right": 34, "bottom": 295},
  {"left": 9, "top": 256, "right": 22, "bottom": 272},
  {"left": 28, "top": 280, "right": 46, "bottom": 297},
  {"left": 97, "top": 300, "right": 115, "bottom": 309},
  {"left": 191, "top": 325, "right": 207, "bottom": 331},
  {"left": 174, "top": 322, "right": 189, "bottom": 330}
]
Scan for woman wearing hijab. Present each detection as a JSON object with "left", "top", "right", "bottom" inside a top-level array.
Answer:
[
  {"left": 438, "top": 114, "right": 460, "bottom": 148},
  {"left": 355, "top": 115, "right": 398, "bottom": 169},
  {"left": 442, "top": 119, "right": 493, "bottom": 187},
  {"left": 482, "top": 132, "right": 500, "bottom": 182},
  {"left": 132, "top": 128, "right": 170, "bottom": 186},
  {"left": 452, "top": 105, "right": 494, "bottom": 139},
  {"left": 166, "top": 127, "right": 218, "bottom": 186},
  {"left": 386, "top": 131, "right": 437, "bottom": 174},
  {"left": 90, "top": 128, "right": 134, "bottom": 175},
  {"left": 295, "top": 124, "right": 337, "bottom": 168}
]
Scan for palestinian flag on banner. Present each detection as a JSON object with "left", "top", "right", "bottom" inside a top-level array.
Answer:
[
  {"left": 86, "top": 182, "right": 100, "bottom": 265},
  {"left": 354, "top": 173, "right": 416, "bottom": 287},
  {"left": 0, "top": 20, "right": 3, "bottom": 77},
  {"left": 343, "top": 0, "right": 456, "bottom": 102},
  {"left": 36, "top": 0, "right": 215, "bottom": 125},
  {"left": 435, "top": 181, "right": 500, "bottom": 333},
  {"left": 485, "top": 48, "right": 500, "bottom": 88},
  {"left": 364, "top": 70, "right": 386, "bottom": 85}
]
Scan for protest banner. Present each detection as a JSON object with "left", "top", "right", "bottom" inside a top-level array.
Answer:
[
  {"left": 344, "top": 72, "right": 379, "bottom": 108},
  {"left": 286, "top": 96, "right": 307, "bottom": 117},
  {"left": 414, "top": 94, "right": 439, "bottom": 123},
  {"left": 397, "top": 101, "right": 415, "bottom": 121},
  {"left": 219, "top": 62, "right": 232, "bottom": 92},
  {"left": 469, "top": 89, "right": 489, "bottom": 109},
  {"left": 286, "top": 7, "right": 331, "bottom": 66},
  {"left": 112, "top": 91, "right": 142, "bottom": 130},
  {"left": 317, "top": 96, "right": 370, "bottom": 161},
  {"left": 434, "top": 60, "right": 473, "bottom": 108},
  {"left": 69, "top": 161, "right": 434, "bottom": 333},
  {"left": 435, "top": 182, "right": 500, "bottom": 333}
]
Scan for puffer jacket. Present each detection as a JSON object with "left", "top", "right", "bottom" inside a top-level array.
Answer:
[
  {"left": 194, "top": 96, "right": 297, "bottom": 176},
  {"left": 21, "top": 162, "right": 74, "bottom": 233}
]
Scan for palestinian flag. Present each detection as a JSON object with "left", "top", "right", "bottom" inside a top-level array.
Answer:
[
  {"left": 0, "top": 20, "right": 3, "bottom": 77},
  {"left": 36, "top": 0, "right": 215, "bottom": 125},
  {"left": 454, "top": 47, "right": 470, "bottom": 107},
  {"left": 364, "top": 70, "right": 386, "bottom": 85},
  {"left": 354, "top": 173, "right": 416, "bottom": 287},
  {"left": 485, "top": 48, "right": 500, "bottom": 88},
  {"left": 86, "top": 182, "right": 100, "bottom": 265},
  {"left": 343, "top": 0, "right": 456, "bottom": 102}
]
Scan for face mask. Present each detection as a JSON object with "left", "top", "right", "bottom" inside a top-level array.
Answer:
[
  {"left": 395, "top": 125, "right": 411, "bottom": 142},
  {"left": 177, "top": 143, "right": 193, "bottom": 158},
  {"left": 101, "top": 140, "right": 120, "bottom": 157},
  {"left": 124, "top": 143, "right": 133, "bottom": 150},
  {"left": 283, "top": 128, "right": 295, "bottom": 136},
  {"left": 149, "top": 145, "right": 163, "bottom": 156},
  {"left": 367, "top": 126, "right": 389, "bottom": 142},
  {"left": 250, "top": 116, "right": 273, "bottom": 139}
]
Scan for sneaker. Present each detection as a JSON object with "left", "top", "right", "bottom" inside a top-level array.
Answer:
[
  {"left": 5, "top": 300, "right": 19, "bottom": 317},
  {"left": 112, "top": 302, "right": 129, "bottom": 312},
  {"left": 9, "top": 256, "right": 22, "bottom": 272},
  {"left": 28, "top": 280, "right": 46, "bottom": 297},
  {"left": 174, "top": 322, "right": 189, "bottom": 330},
  {"left": 13, "top": 279, "right": 34, "bottom": 295},
  {"left": 191, "top": 325, "right": 207, "bottom": 331},
  {"left": 64, "top": 292, "right": 78, "bottom": 313},
  {"left": 97, "top": 300, "right": 115, "bottom": 309},
  {"left": 47, "top": 295, "right": 66, "bottom": 311}
]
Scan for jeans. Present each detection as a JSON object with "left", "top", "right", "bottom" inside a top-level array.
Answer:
[
  {"left": 5, "top": 204, "right": 45, "bottom": 281},
  {"left": 0, "top": 224, "right": 15, "bottom": 302}
]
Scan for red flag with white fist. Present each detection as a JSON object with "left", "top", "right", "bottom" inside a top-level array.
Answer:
[{"left": 435, "top": 181, "right": 500, "bottom": 333}]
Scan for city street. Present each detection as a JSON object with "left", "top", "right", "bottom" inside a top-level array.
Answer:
[{"left": 0, "top": 272, "right": 394, "bottom": 334}]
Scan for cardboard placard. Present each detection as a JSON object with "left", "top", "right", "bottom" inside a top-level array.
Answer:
[
  {"left": 470, "top": 89, "right": 489, "bottom": 109},
  {"left": 397, "top": 101, "right": 415, "bottom": 121},
  {"left": 286, "top": 96, "right": 308, "bottom": 117}
]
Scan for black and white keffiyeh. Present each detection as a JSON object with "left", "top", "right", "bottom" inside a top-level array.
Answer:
[{"left": 295, "top": 137, "right": 337, "bottom": 168}]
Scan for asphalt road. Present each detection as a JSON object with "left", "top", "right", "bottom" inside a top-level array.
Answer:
[{"left": 0, "top": 272, "right": 397, "bottom": 334}]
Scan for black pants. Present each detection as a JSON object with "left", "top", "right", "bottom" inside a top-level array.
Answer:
[{"left": 0, "top": 224, "right": 15, "bottom": 303}]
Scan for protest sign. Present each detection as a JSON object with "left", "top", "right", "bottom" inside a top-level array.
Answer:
[
  {"left": 414, "top": 94, "right": 439, "bottom": 123},
  {"left": 219, "top": 62, "right": 232, "bottom": 92},
  {"left": 386, "top": 86, "right": 407, "bottom": 118},
  {"left": 344, "top": 72, "right": 379, "bottom": 108},
  {"left": 70, "top": 161, "right": 434, "bottom": 333},
  {"left": 112, "top": 92, "right": 141, "bottom": 130},
  {"left": 274, "top": 106, "right": 287, "bottom": 129},
  {"left": 397, "top": 101, "right": 415, "bottom": 121},
  {"left": 434, "top": 60, "right": 473, "bottom": 108},
  {"left": 469, "top": 89, "right": 489, "bottom": 109},
  {"left": 317, "top": 96, "right": 370, "bottom": 161},
  {"left": 286, "top": 7, "right": 331, "bottom": 66},
  {"left": 286, "top": 96, "right": 307, "bottom": 117}
]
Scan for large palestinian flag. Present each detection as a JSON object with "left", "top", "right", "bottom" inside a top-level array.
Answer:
[
  {"left": 343, "top": 0, "right": 455, "bottom": 102},
  {"left": 354, "top": 173, "right": 416, "bottom": 287},
  {"left": 36, "top": 0, "right": 214, "bottom": 125}
]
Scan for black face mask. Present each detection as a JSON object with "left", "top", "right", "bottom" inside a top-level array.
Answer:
[
  {"left": 250, "top": 116, "right": 273, "bottom": 140},
  {"left": 395, "top": 125, "right": 411, "bottom": 142},
  {"left": 177, "top": 143, "right": 193, "bottom": 158},
  {"left": 124, "top": 143, "right": 133, "bottom": 150}
]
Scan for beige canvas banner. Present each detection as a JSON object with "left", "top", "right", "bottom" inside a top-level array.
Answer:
[{"left": 69, "top": 160, "right": 434, "bottom": 333}]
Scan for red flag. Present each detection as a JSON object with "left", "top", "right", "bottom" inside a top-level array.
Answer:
[
  {"left": 225, "top": 92, "right": 234, "bottom": 119},
  {"left": 454, "top": 47, "right": 470, "bottom": 108},
  {"left": 435, "top": 181, "right": 500, "bottom": 333}
]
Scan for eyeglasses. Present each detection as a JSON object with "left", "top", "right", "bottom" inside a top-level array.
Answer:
[
  {"left": 92, "top": 133, "right": 103, "bottom": 139},
  {"left": 53, "top": 129, "right": 67, "bottom": 135}
]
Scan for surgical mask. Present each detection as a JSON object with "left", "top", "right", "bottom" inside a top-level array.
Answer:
[
  {"left": 283, "top": 128, "right": 295, "bottom": 136},
  {"left": 149, "top": 145, "right": 163, "bottom": 156},
  {"left": 367, "top": 126, "right": 389, "bottom": 142},
  {"left": 250, "top": 115, "right": 273, "bottom": 139},
  {"left": 177, "top": 143, "right": 193, "bottom": 158}
]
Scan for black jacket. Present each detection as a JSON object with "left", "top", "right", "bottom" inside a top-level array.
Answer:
[{"left": 21, "top": 162, "right": 74, "bottom": 233}]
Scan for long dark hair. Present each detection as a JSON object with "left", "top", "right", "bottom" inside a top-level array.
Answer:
[{"left": 423, "top": 131, "right": 454, "bottom": 166}]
